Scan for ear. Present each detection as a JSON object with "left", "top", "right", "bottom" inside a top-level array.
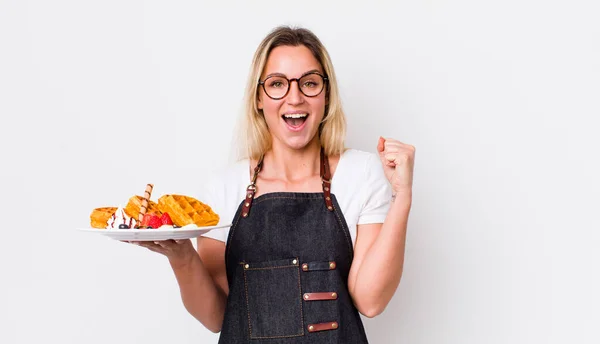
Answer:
[{"left": 257, "top": 92, "right": 263, "bottom": 110}]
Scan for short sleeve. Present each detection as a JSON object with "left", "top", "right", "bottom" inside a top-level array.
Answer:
[{"left": 357, "top": 153, "right": 393, "bottom": 225}]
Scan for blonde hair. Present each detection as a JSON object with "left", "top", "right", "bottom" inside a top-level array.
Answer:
[{"left": 237, "top": 26, "right": 347, "bottom": 161}]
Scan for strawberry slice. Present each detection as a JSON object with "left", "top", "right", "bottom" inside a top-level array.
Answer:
[
  {"left": 140, "top": 214, "right": 153, "bottom": 228},
  {"left": 161, "top": 212, "right": 174, "bottom": 226},
  {"left": 148, "top": 215, "right": 162, "bottom": 229}
]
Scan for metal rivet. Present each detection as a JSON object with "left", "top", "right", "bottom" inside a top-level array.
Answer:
[
  {"left": 327, "top": 206, "right": 333, "bottom": 210},
  {"left": 244, "top": 264, "right": 249, "bottom": 269},
  {"left": 329, "top": 262, "right": 336, "bottom": 269},
  {"left": 304, "top": 294, "right": 309, "bottom": 300},
  {"left": 247, "top": 193, "right": 252, "bottom": 198},
  {"left": 243, "top": 213, "right": 248, "bottom": 217},
  {"left": 332, "top": 322, "right": 338, "bottom": 329},
  {"left": 245, "top": 202, "right": 250, "bottom": 207},
  {"left": 308, "top": 325, "right": 314, "bottom": 332},
  {"left": 332, "top": 292, "right": 337, "bottom": 298},
  {"left": 324, "top": 187, "right": 329, "bottom": 191},
  {"left": 326, "top": 196, "right": 331, "bottom": 201},
  {"left": 292, "top": 259, "right": 297, "bottom": 265},
  {"left": 302, "top": 264, "right": 308, "bottom": 271}
]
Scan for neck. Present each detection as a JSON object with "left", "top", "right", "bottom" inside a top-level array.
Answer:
[{"left": 264, "top": 138, "right": 321, "bottom": 182}]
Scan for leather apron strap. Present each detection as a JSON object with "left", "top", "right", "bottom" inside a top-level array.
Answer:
[{"left": 241, "top": 147, "right": 333, "bottom": 218}]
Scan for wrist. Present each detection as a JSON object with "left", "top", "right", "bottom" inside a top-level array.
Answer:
[{"left": 168, "top": 247, "right": 198, "bottom": 270}]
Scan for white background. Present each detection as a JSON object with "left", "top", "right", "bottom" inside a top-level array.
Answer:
[{"left": 1, "top": 1, "right": 599, "bottom": 343}]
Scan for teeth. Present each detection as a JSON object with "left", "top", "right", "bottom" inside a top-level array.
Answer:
[{"left": 283, "top": 113, "right": 308, "bottom": 119}]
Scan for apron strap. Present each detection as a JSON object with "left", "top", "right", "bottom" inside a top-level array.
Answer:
[
  {"left": 320, "top": 148, "right": 334, "bottom": 211},
  {"left": 241, "top": 154, "right": 264, "bottom": 218},
  {"left": 242, "top": 148, "right": 333, "bottom": 218}
]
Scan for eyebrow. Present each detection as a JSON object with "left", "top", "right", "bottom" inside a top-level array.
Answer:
[{"left": 264, "top": 69, "right": 322, "bottom": 79}]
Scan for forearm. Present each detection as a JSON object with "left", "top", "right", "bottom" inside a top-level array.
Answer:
[
  {"left": 352, "top": 190, "right": 411, "bottom": 316},
  {"left": 169, "top": 254, "right": 227, "bottom": 333}
]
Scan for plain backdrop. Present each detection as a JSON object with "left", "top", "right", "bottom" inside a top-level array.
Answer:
[{"left": 1, "top": 1, "right": 599, "bottom": 343}]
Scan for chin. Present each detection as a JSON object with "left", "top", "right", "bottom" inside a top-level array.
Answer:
[
  {"left": 284, "top": 134, "right": 320, "bottom": 151},
  {"left": 284, "top": 139, "right": 311, "bottom": 150}
]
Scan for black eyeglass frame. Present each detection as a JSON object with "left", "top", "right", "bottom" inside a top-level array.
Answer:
[{"left": 258, "top": 71, "right": 329, "bottom": 100}]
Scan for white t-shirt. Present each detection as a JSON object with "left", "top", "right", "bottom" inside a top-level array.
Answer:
[{"left": 198, "top": 149, "right": 392, "bottom": 246}]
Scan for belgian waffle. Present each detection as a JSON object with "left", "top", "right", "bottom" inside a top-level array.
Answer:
[
  {"left": 157, "top": 194, "right": 220, "bottom": 227},
  {"left": 90, "top": 207, "right": 117, "bottom": 229},
  {"left": 124, "top": 195, "right": 162, "bottom": 221}
]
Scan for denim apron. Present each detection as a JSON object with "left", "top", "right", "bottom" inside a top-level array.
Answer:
[{"left": 218, "top": 149, "right": 370, "bottom": 343}]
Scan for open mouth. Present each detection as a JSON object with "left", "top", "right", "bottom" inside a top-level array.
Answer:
[{"left": 282, "top": 113, "right": 308, "bottom": 128}]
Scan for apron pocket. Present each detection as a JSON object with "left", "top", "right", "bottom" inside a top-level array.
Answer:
[{"left": 242, "top": 258, "right": 304, "bottom": 339}]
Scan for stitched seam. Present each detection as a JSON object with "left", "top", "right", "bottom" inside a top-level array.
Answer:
[
  {"left": 303, "top": 268, "right": 331, "bottom": 272},
  {"left": 253, "top": 195, "right": 323, "bottom": 205},
  {"left": 224, "top": 203, "right": 244, "bottom": 262},
  {"left": 297, "top": 261, "right": 305, "bottom": 336},
  {"left": 332, "top": 202, "right": 354, "bottom": 256},
  {"left": 251, "top": 333, "right": 304, "bottom": 339},
  {"left": 245, "top": 264, "right": 298, "bottom": 271},
  {"left": 253, "top": 192, "right": 324, "bottom": 200},
  {"left": 243, "top": 268, "right": 252, "bottom": 338}
]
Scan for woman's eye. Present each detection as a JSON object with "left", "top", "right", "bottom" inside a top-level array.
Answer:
[
  {"left": 269, "top": 81, "right": 284, "bottom": 88},
  {"left": 303, "top": 81, "right": 317, "bottom": 88}
]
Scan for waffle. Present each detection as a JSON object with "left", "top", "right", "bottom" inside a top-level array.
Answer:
[
  {"left": 157, "top": 194, "right": 219, "bottom": 227},
  {"left": 90, "top": 207, "right": 117, "bottom": 229},
  {"left": 124, "top": 195, "right": 162, "bottom": 220}
]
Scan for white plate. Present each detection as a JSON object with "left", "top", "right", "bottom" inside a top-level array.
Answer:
[{"left": 77, "top": 224, "right": 231, "bottom": 241}]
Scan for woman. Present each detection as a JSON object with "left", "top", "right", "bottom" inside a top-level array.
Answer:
[{"left": 134, "top": 26, "right": 415, "bottom": 343}]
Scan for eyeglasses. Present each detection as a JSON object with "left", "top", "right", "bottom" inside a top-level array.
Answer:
[{"left": 258, "top": 72, "right": 328, "bottom": 100}]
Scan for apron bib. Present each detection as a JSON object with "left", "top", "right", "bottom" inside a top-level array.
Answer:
[{"left": 218, "top": 149, "right": 369, "bottom": 343}]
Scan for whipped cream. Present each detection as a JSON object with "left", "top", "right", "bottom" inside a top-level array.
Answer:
[{"left": 106, "top": 206, "right": 135, "bottom": 229}]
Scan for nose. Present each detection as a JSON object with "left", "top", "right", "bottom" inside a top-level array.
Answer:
[{"left": 286, "top": 79, "right": 305, "bottom": 105}]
